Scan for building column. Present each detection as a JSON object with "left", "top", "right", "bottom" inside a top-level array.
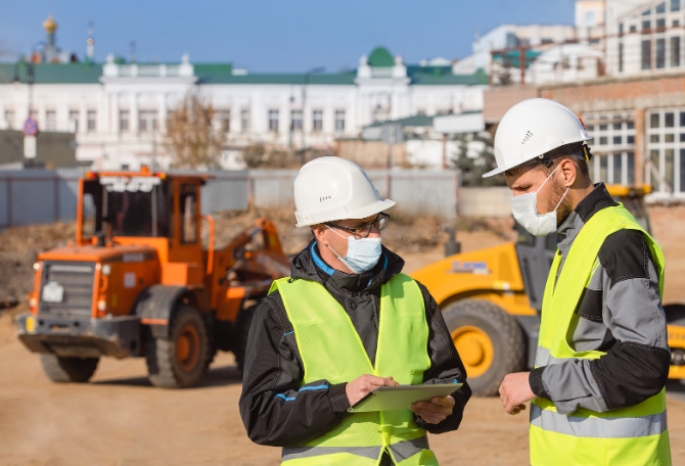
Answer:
[{"left": 634, "top": 108, "right": 645, "bottom": 185}]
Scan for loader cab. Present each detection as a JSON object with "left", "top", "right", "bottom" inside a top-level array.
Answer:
[
  {"left": 515, "top": 184, "right": 653, "bottom": 312},
  {"left": 77, "top": 170, "right": 205, "bottom": 266}
]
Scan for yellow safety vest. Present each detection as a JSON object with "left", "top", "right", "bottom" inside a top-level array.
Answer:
[
  {"left": 530, "top": 205, "right": 671, "bottom": 466},
  {"left": 269, "top": 273, "right": 440, "bottom": 466}
]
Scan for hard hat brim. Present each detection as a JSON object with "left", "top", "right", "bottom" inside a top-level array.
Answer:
[{"left": 296, "top": 198, "right": 396, "bottom": 228}]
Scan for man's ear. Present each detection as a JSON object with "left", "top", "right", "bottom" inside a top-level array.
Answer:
[
  {"left": 558, "top": 158, "right": 577, "bottom": 188},
  {"left": 311, "top": 225, "right": 326, "bottom": 244}
]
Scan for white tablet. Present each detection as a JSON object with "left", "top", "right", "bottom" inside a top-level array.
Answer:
[{"left": 347, "top": 383, "right": 463, "bottom": 413}]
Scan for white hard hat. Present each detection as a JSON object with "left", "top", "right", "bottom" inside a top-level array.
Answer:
[
  {"left": 294, "top": 157, "right": 395, "bottom": 228},
  {"left": 483, "top": 98, "right": 591, "bottom": 178}
]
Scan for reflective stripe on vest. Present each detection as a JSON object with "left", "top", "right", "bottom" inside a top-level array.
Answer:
[
  {"left": 531, "top": 204, "right": 671, "bottom": 466},
  {"left": 271, "top": 273, "right": 438, "bottom": 466},
  {"left": 530, "top": 404, "right": 667, "bottom": 438},
  {"left": 282, "top": 437, "right": 430, "bottom": 463}
]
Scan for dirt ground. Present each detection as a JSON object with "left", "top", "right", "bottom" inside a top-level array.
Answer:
[{"left": 1, "top": 205, "right": 685, "bottom": 465}]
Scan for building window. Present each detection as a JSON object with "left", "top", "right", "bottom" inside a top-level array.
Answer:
[
  {"left": 672, "top": 0, "right": 681, "bottom": 11},
  {"left": 290, "top": 109, "right": 303, "bottom": 131},
  {"left": 45, "top": 110, "right": 56, "bottom": 131},
  {"left": 681, "top": 149, "right": 685, "bottom": 191},
  {"left": 4, "top": 109, "right": 14, "bottom": 129},
  {"left": 671, "top": 37, "right": 681, "bottom": 66},
  {"left": 139, "top": 110, "right": 158, "bottom": 132},
  {"left": 613, "top": 136, "right": 622, "bottom": 145},
  {"left": 656, "top": 18, "right": 666, "bottom": 29},
  {"left": 651, "top": 113, "right": 660, "bottom": 127},
  {"left": 87, "top": 110, "right": 97, "bottom": 132},
  {"left": 641, "top": 40, "right": 652, "bottom": 70},
  {"left": 312, "top": 109, "right": 323, "bottom": 132},
  {"left": 335, "top": 110, "right": 345, "bottom": 132},
  {"left": 241, "top": 108, "right": 250, "bottom": 133},
  {"left": 613, "top": 122, "right": 622, "bottom": 130},
  {"left": 646, "top": 108, "right": 685, "bottom": 193},
  {"left": 630, "top": 24, "right": 637, "bottom": 32},
  {"left": 619, "top": 23, "right": 624, "bottom": 35},
  {"left": 586, "top": 10, "right": 596, "bottom": 26},
  {"left": 656, "top": 38, "right": 666, "bottom": 68},
  {"left": 69, "top": 109, "right": 79, "bottom": 132},
  {"left": 119, "top": 110, "right": 130, "bottom": 132},
  {"left": 619, "top": 43, "right": 624, "bottom": 72},
  {"left": 220, "top": 110, "right": 230, "bottom": 133},
  {"left": 656, "top": 2, "right": 666, "bottom": 13},
  {"left": 268, "top": 109, "right": 279, "bottom": 132},
  {"left": 600, "top": 136, "right": 608, "bottom": 145},
  {"left": 600, "top": 124, "right": 608, "bottom": 131},
  {"left": 642, "top": 20, "right": 651, "bottom": 32},
  {"left": 628, "top": 135, "right": 635, "bottom": 144},
  {"left": 586, "top": 112, "right": 636, "bottom": 185}
]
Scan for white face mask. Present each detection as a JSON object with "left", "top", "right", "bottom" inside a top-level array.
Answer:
[
  {"left": 511, "top": 164, "right": 569, "bottom": 237},
  {"left": 325, "top": 226, "right": 382, "bottom": 274}
]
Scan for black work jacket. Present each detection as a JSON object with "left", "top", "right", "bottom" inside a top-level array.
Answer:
[{"left": 239, "top": 240, "right": 471, "bottom": 447}]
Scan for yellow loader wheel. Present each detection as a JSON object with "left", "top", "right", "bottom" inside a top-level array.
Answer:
[{"left": 443, "top": 299, "right": 525, "bottom": 396}]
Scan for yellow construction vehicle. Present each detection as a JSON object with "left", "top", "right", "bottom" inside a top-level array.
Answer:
[{"left": 411, "top": 185, "right": 685, "bottom": 396}]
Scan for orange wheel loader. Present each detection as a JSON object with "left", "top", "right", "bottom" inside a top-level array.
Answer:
[{"left": 16, "top": 168, "right": 290, "bottom": 388}]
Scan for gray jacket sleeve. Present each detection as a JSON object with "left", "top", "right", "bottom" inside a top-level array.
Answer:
[{"left": 529, "top": 231, "right": 671, "bottom": 415}]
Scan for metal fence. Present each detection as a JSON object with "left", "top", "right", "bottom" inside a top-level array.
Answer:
[
  {"left": 0, "top": 169, "right": 82, "bottom": 229},
  {"left": 1, "top": 168, "right": 505, "bottom": 229}
]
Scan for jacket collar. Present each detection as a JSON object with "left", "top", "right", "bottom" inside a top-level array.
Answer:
[{"left": 557, "top": 182, "right": 618, "bottom": 251}]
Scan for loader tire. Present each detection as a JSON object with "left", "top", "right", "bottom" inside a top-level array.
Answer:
[
  {"left": 443, "top": 299, "right": 525, "bottom": 397},
  {"left": 40, "top": 354, "right": 99, "bottom": 383},
  {"left": 146, "top": 305, "right": 209, "bottom": 388},
  {"left": 233, "top": 304, "right": 257, "bottom": 374}
]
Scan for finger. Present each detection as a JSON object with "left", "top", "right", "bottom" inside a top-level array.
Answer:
[
  {"left": 413, "top": 401, "right": 451, "bottom": 416},
  {"left": 431, "top": 396, "right": 455, "bottom": 408},
  {"left": 367, "top": 376, "right": 398, "bottom": 387}
]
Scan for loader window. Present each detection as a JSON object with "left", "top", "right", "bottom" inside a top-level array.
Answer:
[
  {"left": 80, "top": 178, "right": 171, "bottom": 239},
  {"left": 180, "top": 184, "right": 198, "bottom": 244},
  {"left": 108, "top": 184, "right": 170, "bottom": 238},
  {"left": 81, "top": 180, "right": 104, "bottom": 241}
]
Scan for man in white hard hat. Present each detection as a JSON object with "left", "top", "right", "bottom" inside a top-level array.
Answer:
[
  {"left": 239, "top": 157, "right": 471, "bottom": 465},
  {"left": 491, "top": 99, "right": 671, "bottom": 465}
]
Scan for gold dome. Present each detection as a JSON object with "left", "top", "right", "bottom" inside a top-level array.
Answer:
[{"left": 43, "top": 15, "right": 58, "bottom": 34}]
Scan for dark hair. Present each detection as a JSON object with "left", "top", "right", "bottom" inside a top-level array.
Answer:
[{"left": 505, "top": 142, "right": 591, "bottom": 178}]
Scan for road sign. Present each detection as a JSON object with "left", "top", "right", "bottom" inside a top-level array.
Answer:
[{"left": 23, "top": 117, "right": 39, "bottom": 137}]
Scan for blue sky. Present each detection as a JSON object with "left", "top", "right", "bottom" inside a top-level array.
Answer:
[{"left": 0, "top": 0, "right": 575, "bottom": 72}]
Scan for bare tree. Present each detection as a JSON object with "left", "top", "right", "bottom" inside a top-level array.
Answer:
[{"left": 165, "top": 92, "right": 225, "bottom": 169}]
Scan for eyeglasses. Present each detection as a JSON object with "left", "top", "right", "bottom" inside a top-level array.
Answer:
[{"left": 326, "top": 213, "right": 390, "bottom": 239}]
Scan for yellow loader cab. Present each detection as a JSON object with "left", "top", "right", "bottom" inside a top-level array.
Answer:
[{"left": 411, "top": 185, "right": 685, "bottom": 396}]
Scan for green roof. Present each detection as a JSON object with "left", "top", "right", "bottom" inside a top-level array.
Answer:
[
  {"left": 199, "top": 71, "right": 356, "bottom": 85},
  {"left": 0, "top": 61, "right": 487, "bottom": 87},
  {"left": 365, "top": 114, "right": 435, "bottom": 128},
  {"left": 368, "top": 47, "right": 395, "bottom": 67},
  {"left": 0, "top": 63, "right": 103, "bottom": 84},
  {"left": 410, "top": 68, "right": 488, "bottom": 86}
]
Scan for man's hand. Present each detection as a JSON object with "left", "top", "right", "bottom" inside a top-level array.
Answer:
[
  {"left": 346, "top": 375, "right": 398, "bottom": 406},
  {"left": 499, "top": 372, "right": 535, "bottom": 415},
  {"left": 411, "top": 396, "right": 455, "bottom": 424}
]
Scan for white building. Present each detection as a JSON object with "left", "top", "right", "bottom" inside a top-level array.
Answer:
[{"left": 0, "top": 19, "right": 488, "bottom": 170}]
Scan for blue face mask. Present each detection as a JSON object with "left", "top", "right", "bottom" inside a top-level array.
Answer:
[{"left": 325, "top": 226, "right": 382, "bottom": 274}]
